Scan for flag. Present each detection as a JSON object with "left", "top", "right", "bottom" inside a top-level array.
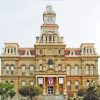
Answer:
[{"left": 48, "top": 77, "right": 54, "bottom": 85}]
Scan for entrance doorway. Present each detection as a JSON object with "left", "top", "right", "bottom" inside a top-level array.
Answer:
[{"left": 48, "top": 86, "right": 54, "bottom": 94}]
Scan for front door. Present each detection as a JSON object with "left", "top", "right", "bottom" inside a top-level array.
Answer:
[{"left": 48, "top": 86, "right": 54, "bottom": 94}]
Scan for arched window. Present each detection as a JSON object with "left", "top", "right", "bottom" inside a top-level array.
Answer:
[
  {"left": 74, "top": 65, "right": 79, "bottom": 75},
  {"left": 48, "top": 59, "right": 53, "bottom": 69},
  {"left": 58, "top": 64, "right": 62, "bottom": 71},
  {"left": 21, "top": 65, "right": 26, "bottom": 75},
  {"left": 39, "top": 64, "right": 43, "bottom": 71},
  {"left": 5, "top": 64, "right": 9, "bottom": 75},
  {"left": 10, "top": 65, "right": 14, "bottom": 75},
  {"left": 66, "top": 65, "right": 71, "bottom": 75},
  {"left": 30, "top": 65, "right": 34, "bottom": 75},
  {"left": 86, "top": 65, "right": 89, "bottom": 75}
]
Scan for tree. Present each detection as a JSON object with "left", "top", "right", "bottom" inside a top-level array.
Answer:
[
  {"left": 0, "top": 82, "right": 16, "bottom": 100},
  {"left": 18, "top": 85, "right": 43, "bottom": 100},
  {"left": 78, "top": 88, "right": 86, "bottom": 97},
  {"left": 83, "top": 86, "right": 99, "bottom": 100}
]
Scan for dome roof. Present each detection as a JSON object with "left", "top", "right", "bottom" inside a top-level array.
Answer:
[{"left": 43, "top": 5, "right": 56, "bottom": 14}]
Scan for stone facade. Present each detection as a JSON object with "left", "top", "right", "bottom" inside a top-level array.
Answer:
[{"left": 0, "top": 5, "right": 99, "bottom": 96}]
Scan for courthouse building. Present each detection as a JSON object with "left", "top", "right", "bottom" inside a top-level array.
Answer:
[{"left": 0, "top": 5, "right": 99, "bottom": 96}]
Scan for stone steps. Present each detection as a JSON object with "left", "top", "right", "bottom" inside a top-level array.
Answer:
[{"left": 41, "top": 95, "right": 65, "bottom": 100}]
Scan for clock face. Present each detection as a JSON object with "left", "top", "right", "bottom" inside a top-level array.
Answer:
[
  {"left": 44, "top": 17, "right": 55, "bottom": 24},
  {"left": 47, "top": 17, "right": 53, "bottom": 23}
]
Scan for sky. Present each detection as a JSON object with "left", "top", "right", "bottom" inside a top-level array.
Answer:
[{"left": 0, "top": 0, "right": 100, "bottom": 75}]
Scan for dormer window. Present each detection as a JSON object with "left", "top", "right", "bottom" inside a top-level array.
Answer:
[{"left": 25, "top": 50, "right": 30, "bottom": 56}]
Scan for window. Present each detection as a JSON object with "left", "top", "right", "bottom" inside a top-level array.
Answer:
[
  {"left": 6, "top": 66, "right": 9, "bottom": 75},
  {"left": 49, "top": 36, "right": 51, "bottom": 41},
  {"left": 22, "top": 65, "right": 25, "bottom": 75},
  {"left": 30, "top": 65, "right": 34, "bottom": 75},
  {"left": 40, "top": 50, "right": 42, "bottom": 54},
  {"left": 48, "top": 59, "right": 53, "bottom": 69},
  {"left": 74, "top": 65, "right": 78, "bottom": 75},
  {"left": 90, "top": 65, "right": 94, "bottom": 75},
  {"left": 39, "top": 64, "right": 43, "bottom": 71},
  {"left": 79, "top": 68, "right": 82, "bottom": 75},
  {"left": 71, "top": 52, "right": 73, "bottom": 55},
  {"left": 11, "top": 65, "right": 14, "bottom": 75},
  {"left": 66, "top": 66, "right": 71, "bottom": 75},
  {"left": 86, "top": 65, "right": 89, "bottom": 75},
  {"left": 22, "top": 81, "right": 25, "bottom": 86},
  {"left": 71, "top": 67, "right": 74, "bottom": 75},
  {"left": 53, "top": 36, "right": 55, "bottom": 41},
  {"left": 11, "top": 48, "right": 13, "bottom": 53},
  {"left": 8, "top": 48, "right": 10, "bottom": 53},
  {"left": 58, "top": 50, "right": 61, "bottom": 54},
  {"left": 46, "top": 36, "right": 47, "bottom": 42},
  {"left": 58, "top": 64, "right": 62, "bottom": 71},
  {"left": 30, "top": 81, "right": 34, "bottom": 86},
  {"left": 75, "top": 81, "right": 79, "bottom": 89},
  {"left": 67, "top": 81, "right": 71, "bottom": 89}
]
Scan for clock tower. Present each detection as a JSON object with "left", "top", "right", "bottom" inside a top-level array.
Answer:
[
  {"left": 43, "top": 5, "right": 56, "bottom": 24},
  {"left": 36, "top": 5, "right": 64, "bottom": 45}
]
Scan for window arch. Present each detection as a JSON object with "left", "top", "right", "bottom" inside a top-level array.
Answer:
[{"left": 48, "top": 59, "right": 53, "bottom": 69}]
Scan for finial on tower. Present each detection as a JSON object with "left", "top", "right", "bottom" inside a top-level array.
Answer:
[{"left": 44, "top": 5, "right": 55, "bottom": 14}]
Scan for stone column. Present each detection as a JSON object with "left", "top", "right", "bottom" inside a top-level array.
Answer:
[
  {"left": 63, "top": 77, "right": 67, "bottom": 95},
  {"left": 36, "top": 77, "right": 38, "bottom": 86},
  {"left": 43, "top": 77, "right": 46, "bottom": 95},
  {"left": 95, "top": 60, "right": 98, "bottom": 75},
  {"left": 55, "top": 77, "right": 59, "bottom": 95}
]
